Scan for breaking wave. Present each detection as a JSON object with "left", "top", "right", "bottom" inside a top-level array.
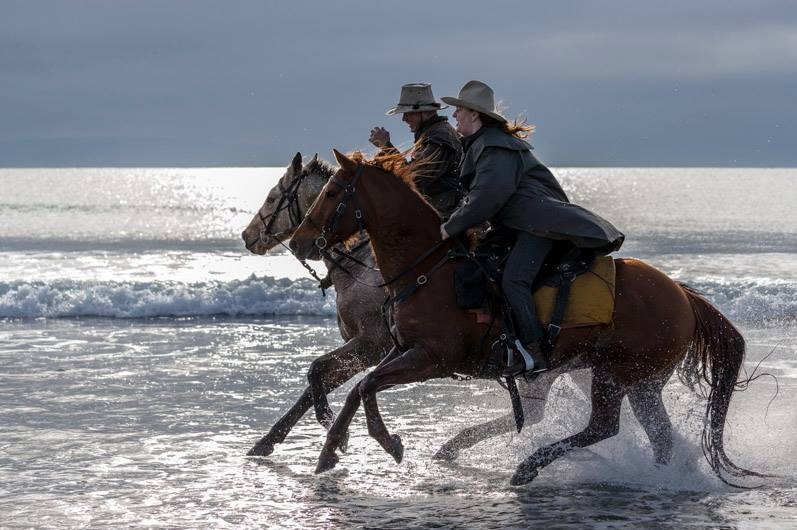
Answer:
[
  {"left": 687, "top": 278, "right": 797, "bottom": 326},
  {"left": 0, "top": 275, "right": 795, "bottom": 323},
  {"left": 0, "top": 275, "right": 336, "bottom": 319}
]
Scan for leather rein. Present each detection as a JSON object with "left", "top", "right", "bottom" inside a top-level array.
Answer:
[
  {"left": 307, "top": 164, "right": 457, "bottom": 291},
  {"left": 306, "top": 163, "right": 466, "bottom": 351}
]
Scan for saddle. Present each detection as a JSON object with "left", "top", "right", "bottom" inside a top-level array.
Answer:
[{"left": 454, "top": 237, "right": 617, "bottom": 334}]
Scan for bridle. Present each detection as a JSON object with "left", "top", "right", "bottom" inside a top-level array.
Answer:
[
  {"left": 307, "top": 165, "right": 366, "bottom": 252},
  {"left": 307, "top": 162, "right": 460, "bottom": 288},
  {"left": 243, "top": 169, "right": 336, "bottom": 292},
  {"left": 245, "top": 169, "right": 308, "bottom": 250},
  {"left": 304, "top": 163, "right": 467, "bottom": 351}
]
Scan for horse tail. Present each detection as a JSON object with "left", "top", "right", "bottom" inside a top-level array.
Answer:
[{"left": 677, "top": 283, "right": 764, "bottom": 486}]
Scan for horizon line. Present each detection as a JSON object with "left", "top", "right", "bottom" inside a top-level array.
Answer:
[{"left": 2, "top": 164, "right": 796, "bottom": 170}]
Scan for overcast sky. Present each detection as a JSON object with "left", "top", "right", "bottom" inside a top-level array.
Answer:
[{"left": 2, "top": 0, "right": 796, "bottom": 167}]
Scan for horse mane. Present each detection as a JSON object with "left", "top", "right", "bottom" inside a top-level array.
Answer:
[
  {"left": 305, "top": 156, "right": 336, "bottom": 180},
  {"left": 347, "top": 149, "right": 436, "bottom": 209},
  {"left": 304, "top": 151, "right": 425, "bottom": 190},
  {"left": 338, "top": 149, "right": 443, "bottom": 248}
]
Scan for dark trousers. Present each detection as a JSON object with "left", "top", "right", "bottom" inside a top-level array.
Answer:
[{"left": 501, "top": 231, "right": 554, "bottom": 346}]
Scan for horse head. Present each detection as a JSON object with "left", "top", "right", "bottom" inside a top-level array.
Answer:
[
  {"left": 291, "top": 149, "right": 367, "bottom": 261},
  {"left": 241, "top": 151, "right": 331, "bottom": 254}
]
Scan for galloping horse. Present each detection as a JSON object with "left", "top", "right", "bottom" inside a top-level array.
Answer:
[
  {"left": 241, "top": 153, "right": 676, "bottom": 464},
  {"left": 242, "top": 152, "right": 389, "bottom": 456},
  {"left": 290, "top": 149, "right": 757, "bottom": 486}
]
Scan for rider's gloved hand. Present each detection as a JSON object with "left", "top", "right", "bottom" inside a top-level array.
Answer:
[{"left": 369, "top": 127, "right": 391, "bottom": 148}]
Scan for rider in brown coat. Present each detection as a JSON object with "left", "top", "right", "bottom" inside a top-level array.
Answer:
[{"left": 369, "top": 83, "right": 463, "bottom": 216}]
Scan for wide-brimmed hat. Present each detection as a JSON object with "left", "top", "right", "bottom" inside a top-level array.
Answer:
[
  {"left": 442, "top": 80, "right": 507, "bottom": 123},
  {"left": 386, "top": 83, "right": 445, "bottom": 115}
]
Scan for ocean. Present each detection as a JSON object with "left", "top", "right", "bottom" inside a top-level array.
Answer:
[{"left": 1, "top": 167, "right": 795, "bottom": 528}]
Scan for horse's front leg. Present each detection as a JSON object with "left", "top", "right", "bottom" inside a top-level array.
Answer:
[
  {"left": 314, "top": 346, "right": 403, "bottom": 473},
  {"left": 315, "top": 382, "right": 363, "bottom": 473},
  {"left": 307, "top": 338, "right": 379, "bottom": 430},
  {"left": 247, "top": 387, "right": 313, "bottom": 457},
  {"left": 357, "top": 347, "right": 447, "bottom": 465}
]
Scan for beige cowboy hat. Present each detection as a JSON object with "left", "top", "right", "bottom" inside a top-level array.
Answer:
[
  {"left": 442, "top": 80, "right": 507, "bottom": 124},
  {"left": 386, "top": 83, "right": 445, "bottom": 115}
]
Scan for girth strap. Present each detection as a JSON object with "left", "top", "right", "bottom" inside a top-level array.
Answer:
[{"left": 543, "top": 271, "right": 576, "bottom": 354}]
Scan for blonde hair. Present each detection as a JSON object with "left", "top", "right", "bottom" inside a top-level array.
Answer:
[{"left": 479, "top": 113, "right": 535, "bottom": 139}]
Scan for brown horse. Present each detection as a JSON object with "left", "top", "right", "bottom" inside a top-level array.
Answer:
[
  {"left": 242, "top": 152, "right": 676, "bottom": 465},
  {"left": 290, "top": 149, "right": 757, "bottom": 486}
]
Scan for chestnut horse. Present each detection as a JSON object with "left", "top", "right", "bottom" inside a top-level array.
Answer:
[
  {"left": 242, "top": 153, "right": 675, "bottom": 464},
  {"left": 290, "top": 149, "right": 757, "bottom": 486}
]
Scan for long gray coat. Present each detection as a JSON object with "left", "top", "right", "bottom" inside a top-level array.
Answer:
[{"left": 442, "top": 127, "right": 624, "bottom": 253}]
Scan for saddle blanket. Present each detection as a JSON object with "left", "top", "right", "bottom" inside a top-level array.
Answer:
[{"left": 473, "top": 255, "right": 616, "bottom": 328}]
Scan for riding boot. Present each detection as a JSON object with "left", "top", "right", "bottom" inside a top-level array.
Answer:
[
  {"left": 521, "top": 317, "right": 549, "bottom": 372},
  {"left": 501, "top": 335, "right": 549, "bottom": 377}
]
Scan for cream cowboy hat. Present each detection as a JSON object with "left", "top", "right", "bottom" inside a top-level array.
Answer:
[
  {"left": 385, "top": 83, "right": 445, "bottom": 115},
  {"left": 442, "top": 80, "right": 507, "bottom": 124}
]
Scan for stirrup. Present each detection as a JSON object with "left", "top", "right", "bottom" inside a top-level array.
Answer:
[{"left": 501, "top": 339, "right": 548, "bottom": 377}]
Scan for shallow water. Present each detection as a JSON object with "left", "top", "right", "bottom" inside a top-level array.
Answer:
[
  {"left": 1, "top": 167, "right": 796, "bottom": 528},
  {"left": 1, "top": 317, "right": 795, "bottom": 529}
]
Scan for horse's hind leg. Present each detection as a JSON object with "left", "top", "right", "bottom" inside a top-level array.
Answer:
[
  {"left": 628, "top": 369, "right": 674, "bottom": 465},
  {"left": 247, "top": 387, "right": 313, "bottom": 457},
  {"left": 434, "top": 369, "right": 563, "bottom": 461},
  {"left": 511, "top": 371, "right": 625, "bottom": 486},
  {"left": 433, "top": 413, "right": 517, "bottom": 461}
]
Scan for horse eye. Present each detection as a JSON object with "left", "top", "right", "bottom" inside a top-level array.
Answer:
[
  {"left": 266, "top": 197, "right": 276, "bottom": 204},
  {"left": 325, "top": 190, "right": 338, "bottom": 199}
]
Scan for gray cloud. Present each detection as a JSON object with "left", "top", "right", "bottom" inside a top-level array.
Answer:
[{"left": 0, "top": 0, "right": 795, "bottom": 166}]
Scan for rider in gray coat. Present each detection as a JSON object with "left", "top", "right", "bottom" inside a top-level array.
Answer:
[{"left": 440, "top": 81, "right": 624, "bottom": 373}]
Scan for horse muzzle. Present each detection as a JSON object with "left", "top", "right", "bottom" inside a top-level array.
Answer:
[{"left": 289, "top": 237, "right": 322, "bottom": 261}]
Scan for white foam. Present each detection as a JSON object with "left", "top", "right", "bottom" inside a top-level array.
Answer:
[
  {"left": 690, "top": 278, "right": 797, "bottom": 325},
  {"left": 0, "top": 275, "right": 336, "bottom": 319},
  {"left": 0, "top": 273, "right": 794, "bottom": 322}
]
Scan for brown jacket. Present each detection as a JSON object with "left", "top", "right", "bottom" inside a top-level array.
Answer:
[{"left": 383, "top": 116, "right": 463, "bottom": 216}]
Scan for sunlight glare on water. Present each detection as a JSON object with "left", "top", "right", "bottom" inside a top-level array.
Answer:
[
  {"left": 0, "top": 167, "right": 283, "bottom": 242},
  {"left": 1, "top": 317, "right": 796, "bottom": 528},
  {"left": 1, "top": 167, "right": 796, "bottom": 528}
]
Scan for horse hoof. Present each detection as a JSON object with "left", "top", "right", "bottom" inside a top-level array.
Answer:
[
  {"left": 510, "top": 465, "right": 538, "bottom": 486},
  {"left": 432, "top": 444, "right": 459, "bottom": 462},
  {"left": 389, "top": 434, "right": 404, "bottom": 464},
  {"left": 339, "top": 430, "right": 350, "bottom": 454},
  {"left": 315, "top": 450, "right": 339, "bottom": 474},
  {"left": 246, "top": 439, "right": 275, "bottom": 457}
]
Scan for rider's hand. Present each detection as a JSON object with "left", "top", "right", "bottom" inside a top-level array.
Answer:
[
  {"left": 440, "top": 224, "right": 450, "bottom": 240},
  {"left": 369, "top": 127, "right": 391, "bottom": 148}
]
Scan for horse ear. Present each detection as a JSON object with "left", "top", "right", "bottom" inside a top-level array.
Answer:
[
  {"left": 291, "top": 152, "right": 303, "bottom": 172},
  {"left": 332, "top": 149, "right": 357, "bottom": 172},
  {"left": 311, "top": 153, "right": 319, "bottom": 164}
]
